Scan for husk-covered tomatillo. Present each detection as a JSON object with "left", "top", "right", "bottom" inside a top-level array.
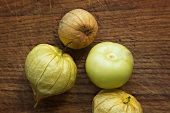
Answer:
[
  {"left": 93, "top": 89, "right": 143, "bottom": 113},
  {"left": 25, "top": 44, "right": 77, "bottom": 107},
  {"left": 58, "top": 9, "right": 98, "bottom": 49}
]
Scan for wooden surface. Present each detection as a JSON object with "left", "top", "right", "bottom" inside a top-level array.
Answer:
[{"left": 0, "top": 0, "right": 170, "bottom": 113}]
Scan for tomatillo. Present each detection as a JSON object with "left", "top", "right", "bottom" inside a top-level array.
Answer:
[{"left": 85, "top": 42, "right": 134, "bottom": 89}]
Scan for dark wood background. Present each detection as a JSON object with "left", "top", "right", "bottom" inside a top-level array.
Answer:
[{"left": 0, "top": 0, "right": 170, "bottom": 113}]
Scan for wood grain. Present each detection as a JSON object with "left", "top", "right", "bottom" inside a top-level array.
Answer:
[{"left": 0, "top": 0, "right": 170, "bottom": 113}]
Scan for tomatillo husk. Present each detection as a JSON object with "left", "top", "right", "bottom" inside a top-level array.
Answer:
[
  {"left": 58, "top": 9, "right": 98, "bottom": 49},
  {"left": 93, "top": 89, "right": 143, "bottom": 113},
  {"left": 25, "top": 44, "right": 77, "bottom": 107}
]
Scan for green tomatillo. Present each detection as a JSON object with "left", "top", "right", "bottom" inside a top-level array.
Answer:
[{"left": 85, "top": 42, "right": 134, "bottom": 89}]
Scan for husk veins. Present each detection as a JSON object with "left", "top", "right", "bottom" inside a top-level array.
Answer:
[{"left": 25, "top": 44, "right": 77, "bottom": 107}]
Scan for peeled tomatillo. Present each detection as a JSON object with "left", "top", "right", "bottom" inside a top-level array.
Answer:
[{"left": 85, "top": 42, "right": 134, "bottom": 89}]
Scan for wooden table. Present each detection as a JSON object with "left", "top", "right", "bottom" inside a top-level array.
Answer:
[{"left": 0, "top": 0, "right": 170, "bottom": 113}]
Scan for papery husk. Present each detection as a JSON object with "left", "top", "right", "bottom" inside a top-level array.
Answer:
[
  {"left": 25, "top": 44, "right": 77, "bottom": 107},
  {"left": 93, "top": 89, "right": 143, "bottom": 113},
  {"left": 58, "top": 9, "right": 98, "bottom": 49}
]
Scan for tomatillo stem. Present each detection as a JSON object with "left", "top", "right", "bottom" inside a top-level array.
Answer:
[
  {"left": 123, "top": 96, "right": 131, "bottom": 104},
  {"left": 63, "top": 42, "right": 72, "bottom": 53}
]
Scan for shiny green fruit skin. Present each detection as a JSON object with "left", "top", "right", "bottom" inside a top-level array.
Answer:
[
  {"left": 25, "top": 44, "right": 77, "bottom": 106},
  {"left": 85, "top": 42, "right": 134, "bottom": 89}
]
